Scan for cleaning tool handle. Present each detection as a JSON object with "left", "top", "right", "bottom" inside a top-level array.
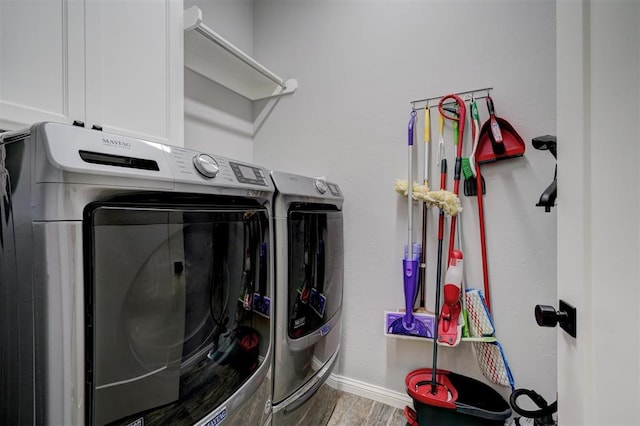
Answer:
[
  {"left": 424, "top": 107, "right": 431, "bottom": 144},
  {"left": 471, "top": 100, "right": 480, "bottom": 146},
  {"left": 438, "top": 159, "right": 447, "bottom": 240},
  {"left": 438, "top": 94, "right": 466, "bottom": 262},
  {"left": 407, "top": 110, "right": 417, "bottom": 250},
  {"left": 437, "top": 113, "right": 445, "bottom": 166},
  {"left": 471, "top": 99, "right": 480, "bottom": 123},
  {"left": 403, "top": 258, "right": 418, "bottom": 324},
  {"left": 424, "top": 107, "right": 430, "bottom": 184},
  {"left": 486, "top": 95, "right": 496, "bottom": 116},
  {"left": 408, "top": 110, "right": 417, "bottom": 146},
  {"left": 476, "top": 163, "right": 491, "bottom": 312},
  {"left": 486, "top": 95, "right": 504, "bottom": 144},
  {"left": 452, "top": 117, "right": 461, "bottom": 183},
  {"left": 431, "top": 155, "right": 448, "bottom": 392},
  {"left": 438, "top": 94, "right": 466, "bottom": 160},
  {"left": 453, "top": 120, "right": 459, "bottom": 146},
  {"left": 420, "top": 106, "right": 430, "bottom": 311},
  {"left": 454, "top": 158, "right": 462, "bottom": 183},
  {"left": 469, "top": 100, "right": 481, "bottom": 177},
  {"left": 439, "top": 158, "right": 447, "bottom": 194}
]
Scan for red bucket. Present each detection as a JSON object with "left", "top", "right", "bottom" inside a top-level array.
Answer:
[{"left": 405, "top": 368, "right": 511, "bottom": 425}]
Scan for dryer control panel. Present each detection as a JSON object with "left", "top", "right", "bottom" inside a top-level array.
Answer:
[{"left": 270, "top": 170, "right": 343, "bottom": 205}]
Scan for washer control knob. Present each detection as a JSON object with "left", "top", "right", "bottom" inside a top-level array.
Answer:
[
  {"left": 193, "top": 154, "right": 219, "bottom": 178},
  {"left": 315, "top": 179, "right": 328, "bottom": 194}
]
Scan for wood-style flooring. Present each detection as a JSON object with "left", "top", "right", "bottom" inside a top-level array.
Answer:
[
  {"left": 326, "top": 390, "right": 406, "bottom": 426},
  {"left": 272, "top": 383, "right": 406, "bottom": 425}
]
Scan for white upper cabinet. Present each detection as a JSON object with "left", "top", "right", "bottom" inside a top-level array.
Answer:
[
  {"left": 0, "top": 0, "right": 85, "bottom": 131},
  {"left": 0, "top": 0, "right": 183, "bottom": 146},
  {"left": 84, "top": 0, "right": 183, "bottom": 145}
]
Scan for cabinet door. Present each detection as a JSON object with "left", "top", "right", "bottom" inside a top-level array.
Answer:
[
  {"left": 0, "top": 0, "right": 84, "bottom": 131},
  {"left": 84, "top": 0, "right": 183, "bottom": 146}
]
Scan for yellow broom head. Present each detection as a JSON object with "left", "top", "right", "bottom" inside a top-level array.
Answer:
[
  {"left": 394, "top": 180, "right": 461, "bottom": 216},
  {"left": 394, "top": 179, "right": 430, "bottom": 200},
  {"left": 414, "top": 190, "right": 462, "bottom": 216}
]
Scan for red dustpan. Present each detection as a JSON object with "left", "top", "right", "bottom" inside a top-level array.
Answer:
[{"left": 476, "top": 96, "right": 525, "bottom": 164}]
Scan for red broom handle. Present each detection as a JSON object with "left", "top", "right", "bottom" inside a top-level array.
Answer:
[
  {"left": 476, "top": 163, "right": 491, "bottom": 313},
  {"left": 439, "top": 95, "right": 466, "bottom": 263}
]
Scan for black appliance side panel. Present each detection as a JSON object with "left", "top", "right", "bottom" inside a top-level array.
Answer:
[{"left": 1, "top": 136, "right": 39, "bottom": 425}]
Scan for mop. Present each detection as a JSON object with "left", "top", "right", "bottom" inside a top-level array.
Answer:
[
  {"left": 386, "top": 110, "right": 431, "bottom": 338},
  {"left": 436, "top": 94, "right": 466, "bottom": 347},
  {"left": 406, "top": 143, "right": 456, "bottom": 402}
]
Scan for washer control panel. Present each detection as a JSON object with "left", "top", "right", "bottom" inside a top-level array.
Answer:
[
  {"left": 229, "top": 161, "right": 268, "bottom": 186},
  {"left": 315, "top": 179, "right": 328, "bottom": 194},
  {"left": 327, "top": 182, "right": 342, "bottom": 197},
  {"left": 165, "top": 146, "right": 271, "bottom": 190},
  {"left": 192, "top": 153, "right": 220, "bottom": 178}
]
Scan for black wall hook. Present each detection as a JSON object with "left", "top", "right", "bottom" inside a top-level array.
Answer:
[{"left": 532, "top": 135, "right": 557, "bottom": 212}]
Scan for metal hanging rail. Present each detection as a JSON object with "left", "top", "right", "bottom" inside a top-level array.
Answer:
[{"left": 410, "top": 87, "right": 493, "bottom": 110}]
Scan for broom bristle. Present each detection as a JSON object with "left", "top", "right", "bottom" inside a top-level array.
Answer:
[{"left": 461, "top": 157, "right": 474, "bottom": 179}]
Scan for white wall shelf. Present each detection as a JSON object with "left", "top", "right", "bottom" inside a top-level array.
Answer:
[{"left": 184, "top": 5, "right": 297, "bottom": 101}]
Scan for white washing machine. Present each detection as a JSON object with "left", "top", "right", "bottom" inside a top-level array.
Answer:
[
  {"left": 0, "top": 122, "right": 275, "bottom": 425},
  {"left": 269, "top": 171, "right": 344, "bottom": 425}
]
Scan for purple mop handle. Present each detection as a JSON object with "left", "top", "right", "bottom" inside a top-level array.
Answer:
[
  {"left": 406, "top": 110, "right": 417, "bottom": 252},
  {"left": 404, "top": 110, "right": 418, "bottom": 326},
  {"left": 408, "top": 110, "right": 416, "bottom": 146}
]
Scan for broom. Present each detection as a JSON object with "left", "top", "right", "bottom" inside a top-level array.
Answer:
[
  {"left": 436, "top": 94, "right": 466, "bottom": 347},
  {"left": 461, "top": 97, "right": 486, "bottom": 196}
]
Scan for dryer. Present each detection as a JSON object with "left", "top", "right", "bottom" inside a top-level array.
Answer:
[
  {"left": 270, "top": 171, "right": 344, "bottom": 425},
  {"left": 0, "top": 122, "right": 275, "bottom": 426}
]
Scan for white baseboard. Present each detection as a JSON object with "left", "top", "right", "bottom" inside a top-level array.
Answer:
[{"left": 325, "top": 373, "right": 412, "bottom": 410}]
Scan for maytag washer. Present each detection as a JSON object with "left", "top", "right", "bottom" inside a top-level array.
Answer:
[
  {"left": 270, "top": 171, "right": 344, "bottom": 425},
  {"left": 0, "top": 122, "right": 275, "bottom": 426}
]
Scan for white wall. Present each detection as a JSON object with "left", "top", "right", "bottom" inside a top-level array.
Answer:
[{"left": 251, "top": 0, "right": 558, "bottom": 406}]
